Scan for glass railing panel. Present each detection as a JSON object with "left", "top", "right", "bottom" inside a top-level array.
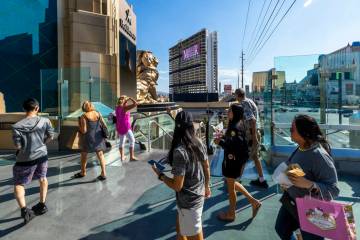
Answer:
[
  {"left": 260, "top": 55, "right": 360, "bottom": 150},
  {"left": 132, "top": 113, "right": 175, "bottom": 151},
  {"left": 206, "top": 112, "right": 222, "bottom": 153},
  {"left": 274, "top": 122, "right": 360, "bottom": 149}
]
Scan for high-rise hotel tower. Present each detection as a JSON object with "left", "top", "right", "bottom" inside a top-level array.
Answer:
[{"left": 169, "top": 29, "right": 218, "bottom": 102}]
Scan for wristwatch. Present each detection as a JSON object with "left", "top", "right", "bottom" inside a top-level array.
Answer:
[{"left": 158, "top": 173, "right": 165, "bottom": 181}]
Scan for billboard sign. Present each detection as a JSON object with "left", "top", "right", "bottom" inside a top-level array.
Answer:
[
  {"left": 224, "top": 84, "right": 232, "bottom": 94},
  {"left": 182, "top": 44, "right": 200, "bottom": 61}
]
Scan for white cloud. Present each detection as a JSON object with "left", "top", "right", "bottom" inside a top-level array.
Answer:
[
  {"left": 219, "top": 67, "right": 238, "bottom": 78},
  {"left": 304, "top": 0, "right": 313, "bottom": 8},
  {"left": 218, "top": 67, "right": 252, "bottom": 87}
]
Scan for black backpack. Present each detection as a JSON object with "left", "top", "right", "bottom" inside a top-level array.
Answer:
[{"left": 225, "top": 125, "right": 249, "bottom": 163}]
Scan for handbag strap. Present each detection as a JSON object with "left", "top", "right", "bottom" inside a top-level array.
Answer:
[
  {"left": 96, "top": 111, "right": 106, "bottom": 127},
  {"left": 308, "top": 183, "right": 334, "bottom": 201},
  {"left": 287, "top": 147, "right": 299, "bottom": 164}
]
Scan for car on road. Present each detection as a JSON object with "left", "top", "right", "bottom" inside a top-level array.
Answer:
[
  {"left": 339, "top": 109, "right": 354, "bottom": 114},
  {"left": 307, "top": 108, "right": 319, "bottom": 112},
  {"left": 289, "top": 108, "right": 299, "bottom": 112},
  {"left": 326, "top": 109, "right": 337, "bottom": 113},
  {"left": 343, "top": 113, "right": 353, "bottom": 117}
]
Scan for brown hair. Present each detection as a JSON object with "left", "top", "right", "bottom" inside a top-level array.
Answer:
[
  {"left": 81, "top": 101, "right": 95, "bottom": 112},
  {"left": 117, "top": 95, "right": 127, "bottom": 106},
  {"left": 235, "top": 88, "right": 246, "bottom": 98}
]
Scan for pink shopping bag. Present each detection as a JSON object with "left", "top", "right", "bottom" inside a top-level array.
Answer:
[{"left": 296, "top": 196, "right": 356, "bottom": 240}]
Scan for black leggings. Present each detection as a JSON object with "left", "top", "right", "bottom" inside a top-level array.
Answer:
[{"left": 275, "top": 205, "right": 324, "bottom": 240}]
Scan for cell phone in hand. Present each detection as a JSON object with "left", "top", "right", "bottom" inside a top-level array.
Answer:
[{"left": 148, "top": 160, "right": 165, "bottom": 172}]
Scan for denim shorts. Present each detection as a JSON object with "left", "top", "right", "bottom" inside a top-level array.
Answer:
[{"left": 13, "top": 161, "right": 48, "bottom": 185}]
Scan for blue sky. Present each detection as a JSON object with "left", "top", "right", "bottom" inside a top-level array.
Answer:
[
  {"left": 1, "top": 0, "right": 359, "bottom": 92},
  {"left": 129, "top": 0, "right": 360, "bottom": 92}
]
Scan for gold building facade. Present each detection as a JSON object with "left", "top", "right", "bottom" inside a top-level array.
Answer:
[
  {"left": 252, "top": 70, "right": 285, "bottom": 93},
  {"left": 58, "top": 0, "right": 137, "bottom": 113}
]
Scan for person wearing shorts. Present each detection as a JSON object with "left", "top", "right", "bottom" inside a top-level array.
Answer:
[
  {"left": 12, "top": 98, "right": 54, "bottom": 224},
  {"left": 151, "top": 111, "right": 211, "bottom": 240},
  {"left": 214, "top": 104, "right": 262, "bottom": 222}
]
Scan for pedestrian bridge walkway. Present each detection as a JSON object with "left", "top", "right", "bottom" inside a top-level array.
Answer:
[{"left": 0, "top": 149, "right": 359, "bottom": 240}]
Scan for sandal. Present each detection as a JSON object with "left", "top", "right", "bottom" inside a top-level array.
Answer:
[
  {"left": 217, "top": 211, "right": 235, "bottom": 222},
  {"left": 97, "top": 175, "right": 107, "bottom": 181},
  {"left": 252, "top": 201, "right": 262, "bottom": 219},
  {"left": 73, "top": 172, "right": 85, "bottom": 178}
]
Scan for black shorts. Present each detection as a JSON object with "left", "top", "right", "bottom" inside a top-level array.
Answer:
[{"left": 222, "top": 158, "right": 245, "bottom": 179}]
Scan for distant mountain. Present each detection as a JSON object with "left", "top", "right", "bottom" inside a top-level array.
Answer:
[{"left": 157, "top": 91, "right": 169, "bottom": 96}]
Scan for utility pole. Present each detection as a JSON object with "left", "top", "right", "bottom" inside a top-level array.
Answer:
[
  {"left": 237, "top": 73, "right": 239, "bottom": 89},
  {"left": 241, "top": 50, "right": 245, "bottom": 88},
  {"left": 338, "top": 72, "right": 342, "bottom": 124}
]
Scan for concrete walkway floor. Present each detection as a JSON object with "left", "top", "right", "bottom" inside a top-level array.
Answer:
[{"left": 0, "top": 149, "right": 359, "bottom": 240}]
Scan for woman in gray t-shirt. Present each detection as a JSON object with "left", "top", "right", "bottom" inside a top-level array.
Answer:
[
  {"left": 151, "top": 111, "right": 211, "bottom": 240},
  {"left": 275, "top": 115, "right": 339, "bottom": 240}
]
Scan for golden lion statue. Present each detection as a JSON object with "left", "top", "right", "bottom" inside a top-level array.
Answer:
[{"left": 136, "top": 51, "right": 159, "bottom": 104}]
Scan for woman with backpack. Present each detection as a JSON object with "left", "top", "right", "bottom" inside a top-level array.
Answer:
[
  {"left": 275, "top": 115, "right": 339, "bottom": 240},
  {"left": 73, "top": 101, "right": 107, "bottom": 181},
  {"left": 151, "top": 111, "right": 211, "bottom": 240},
  {"left": 214, "top": 104, "right": 262, "bottom": 222}
]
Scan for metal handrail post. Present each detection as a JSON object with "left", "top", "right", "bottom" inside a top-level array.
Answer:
[
  {"left": 148, "top": 120, "right": 151, "bottom": 152},
  {"left": 162, "top": 128, "right": 165, "bottom": 150}
]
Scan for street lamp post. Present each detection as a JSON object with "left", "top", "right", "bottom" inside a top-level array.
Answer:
[
  {"left": 319, "top": 69, "right": 330, "bottom": 125},
  {"left": 338, "top": 72, "right": 342, "bottom": 124},
  {"left": 271, "top": 73, "right": 278, "bottom": 146},
  {"left": 89, "top": 75, "right": 93, "bottom": 101}
]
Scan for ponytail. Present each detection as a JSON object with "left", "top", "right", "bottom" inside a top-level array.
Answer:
[{"left": 316, "top": 134, "right": 331, "bottom": 155}]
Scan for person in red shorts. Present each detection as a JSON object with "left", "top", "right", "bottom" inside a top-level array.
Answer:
[{"left": 12, "top": 98, "right": 54, "bottom": 224}]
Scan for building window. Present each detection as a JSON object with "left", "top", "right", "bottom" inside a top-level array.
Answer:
[
  {"left": 330, "top": 73, "right": 336, "bottom": 80},
  {"left": 345, "top": 83, "right": 353, "bottom": 95},
  {"left": 344, "top": 72, "right": 351, "bottom": 80},
  {"left": 356, "top": 84, "right": 360, "bottom": 96}
]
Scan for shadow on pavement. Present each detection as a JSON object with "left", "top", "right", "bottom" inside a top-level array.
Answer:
[
  {"left": 80, "top": 182, "right": 278, "bottom": 240},
  {"left": 0, "top": 221, "right": 25, "bottom": 238},
  {"left": 0, "top": 178, "right": 97, "bottom": 203},
  {"left": 0, "top": 217, "right": 22, "bottom": 224},
  {"left": 80, "top": 202, "right": 177, "bottom": 240}
]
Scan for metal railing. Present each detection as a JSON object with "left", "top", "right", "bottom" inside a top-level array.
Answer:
[
  {"left": 270, "top": 122, "right": 360, "bottom": 149},
  {"left": 147, "top": 120, "right": 174, "bottom": 151}
]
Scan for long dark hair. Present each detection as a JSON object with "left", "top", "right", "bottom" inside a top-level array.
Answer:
[
  {"left": 226, "top": 104, "right": 244, "bottom": 135},
  {"left": 168, "top": 111, "right": 203, "bottom": 166},
  {"left": 294, "top": 114, "right": 331, "bottom": 154}
]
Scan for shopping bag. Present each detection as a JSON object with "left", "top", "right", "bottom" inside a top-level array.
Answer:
[
  {"left": 296, "top": 196, "right": 356, "bottom": 240},
  {"left": 66, "top": 131, "right": 83, "bottom": 150},
  {"left": 210, "top": 148, "right": 224, "bottom": 177},
  {"left": 272, "top": 162, "right": 293, "bottom": 188}
]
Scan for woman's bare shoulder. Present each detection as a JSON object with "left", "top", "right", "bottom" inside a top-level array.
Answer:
[{"left": 85, "top": 111, "right": 99, "bottom": 121}]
